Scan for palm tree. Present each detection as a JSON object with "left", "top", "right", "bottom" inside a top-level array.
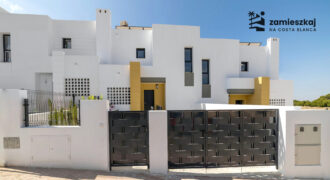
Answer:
[{"left": 248, "top": 11, "right": 255, "bottom": 27}]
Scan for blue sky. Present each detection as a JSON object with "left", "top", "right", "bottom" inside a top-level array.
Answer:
[{"left": 1, "top": 0, "right": 329, "bottom": 100}]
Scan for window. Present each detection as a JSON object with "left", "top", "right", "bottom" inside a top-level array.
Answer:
[
  {"left": 241, "top": 61, "right": 248, "bottom": 72},
  {"left": 202, "top": 60, "right": 209, "bottom": 84},
  {"left": 300, "top": 127, "right": 304, "bottom": 132},
  {"left": 62, "top": 38, "right": 71, "bottom": 49},
  {"left": 3, "top": 34, "right": 11, "bottom": 62},
  {"left": 313, "top": 126, "right": 318, "bottom": 132},
  {"left": 136, "top": 48, "right": 145, "bottom": 58},
  {"left": 185, "top": 48, "right": 192, "bottom": 72}
]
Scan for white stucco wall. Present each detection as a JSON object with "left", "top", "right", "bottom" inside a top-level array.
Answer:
[
  {"left": 111, "top": 29, "right": 153, "bottom": 66},
  {"left": 0, "top": 89, "right": 109, "bottom": 170},
  {"left": 239, "top": 38, "right": 279, "bottom": 80},
  {"left": 149, "top": 110, "right": 168, "bottom": 174},
  {"left": 99, "top": 64, "right": 130, "bottom": 110},
  {"left": 282, "top": 110, "right": 330, "bottom": 179},
  {"left": 0, "top": 9, "right": 289, "bottom": 109},
  {"left": 270, "top": 79, "right": 294, "bottom": 106},
  {"left": 0, "top": 13, "right": 52, "bottom": 90},
  {"left": 52, "top": 20, "right": 96, "bottom": 56},
  {"left": 226, "top": 77, "right": 254, "bottom": 89}
]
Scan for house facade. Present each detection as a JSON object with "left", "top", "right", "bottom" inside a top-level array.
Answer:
[{"left": 0, "top": 8, "right": 293, "bottom": 110}]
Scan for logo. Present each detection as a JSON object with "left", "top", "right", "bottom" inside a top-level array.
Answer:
[
  {"left": 248, "top": 11, "right": 317, "bottom": 32},
  {"left": 248, "top": 11, "right": 265, "bottom": 31}
]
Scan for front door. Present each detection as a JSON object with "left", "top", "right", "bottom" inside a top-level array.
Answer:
[
  {"left": 235, "top": 100, "right": 243, "bottom": 104},
  {"left": 36, "top": 73, "right": 53, "bottom": 92},
  {"left": 144, "top": 90, "right": 154, "bottom": 110}
]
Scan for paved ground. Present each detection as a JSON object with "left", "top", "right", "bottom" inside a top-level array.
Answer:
[{"left": 0, "top": 166, "right": 314, "bottom": 180}]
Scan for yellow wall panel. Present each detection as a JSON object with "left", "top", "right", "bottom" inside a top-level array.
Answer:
[
  {"left": 228, "top": 77, "right": 270, "bottom": 105},
  {"left": 248, "top": 77, "right": 270, "bottom": 105},
  {"left": 141, "top": 83, "right": 165, "bottom": 110},
  {"left": 229, "top": 95, "right": 251, "bottom": 104},
  {"left": 130, "top": 62, "right": 141, "bottom": 111}
]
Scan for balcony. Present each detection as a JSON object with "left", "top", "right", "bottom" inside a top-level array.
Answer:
[{"left": 226, "top": 78, "right": 254, "bottom": 94}]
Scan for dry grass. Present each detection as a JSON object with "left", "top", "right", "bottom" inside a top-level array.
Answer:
[{"left": 300, "top": 106, "right": 329, "bottom": 110}]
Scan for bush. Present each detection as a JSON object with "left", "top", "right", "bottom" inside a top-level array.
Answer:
[{"left": 294, "top": 93, "right": 330, "bottom": 107}]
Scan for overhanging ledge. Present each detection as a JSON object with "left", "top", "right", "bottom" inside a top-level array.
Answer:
[{"left": 227, "top": 89, "right": 254, "bottom": 94}]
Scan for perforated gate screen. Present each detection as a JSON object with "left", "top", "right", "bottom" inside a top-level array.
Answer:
[
  {"left": 109, "top": 111, "right": 149, "bottom": 167},
  {"left": 168, "top": 110, "right": 278, "bottom": 168}
]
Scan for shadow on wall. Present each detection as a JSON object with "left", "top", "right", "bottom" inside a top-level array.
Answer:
[{"left": 278, "top": 108, "right": 286, "bottom": 173}]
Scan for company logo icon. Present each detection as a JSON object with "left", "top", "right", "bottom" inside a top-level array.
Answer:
[{"left": 248, "top": 11, "right": 265, "bottom": 31}]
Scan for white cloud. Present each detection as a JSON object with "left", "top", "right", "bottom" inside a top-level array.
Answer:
[{"left": 0, "top": 0, "right": 23, "bottom": 13}]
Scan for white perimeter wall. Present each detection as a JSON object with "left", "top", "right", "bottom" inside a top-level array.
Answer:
[
  {"left": 282, "top": 110, "right": 330, "bottom": 179},
  {"left": 0, "top": 89, "right": 109, "bottom": 170}
]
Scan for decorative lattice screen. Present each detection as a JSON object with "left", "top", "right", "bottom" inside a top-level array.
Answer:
[
  {"left": 269, "top": 99, "right": 285, "bottom": 106},
  {"left": 65, "top": 78, "right": 90, "bottom": 96},
  {"left": 107, "top": 87, "right": 131, "bottom": 105}
]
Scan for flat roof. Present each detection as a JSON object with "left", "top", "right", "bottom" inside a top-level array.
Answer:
[
  {"left": 115, "top": 26, "right": 152, "bottom": 30},
  {"left": 240, "top": 42, "right": 262, "bottom": 46}
]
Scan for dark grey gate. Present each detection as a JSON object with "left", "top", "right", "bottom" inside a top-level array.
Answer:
[
  {"left": 109, "top": 111, "right": 149, "bottom": 168},
  {"left": 168, "top": 111, "right": 207, "bottom": 168},
  {"left": 168, "top": 110, "right": 278, "bottom": 168}
]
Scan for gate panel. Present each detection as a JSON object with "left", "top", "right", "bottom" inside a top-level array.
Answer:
[
  {"left": 168, "top": 111, "right": 206, "bottom": 168},
  {"left": 207, "top": 111, "right": 241, "bottom": 167},
  {"left": 168, "top": 109, "right": 278, "bottom": 169},
  {"left": 109, "top": 111, "right": 149, "bottom": 167}
]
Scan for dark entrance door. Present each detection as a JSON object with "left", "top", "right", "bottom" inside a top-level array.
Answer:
[
  {"left": 235, "top": 100, "right": 243, "bottom": 104},
  {"left": 144, "top": 90, "right": 154, "bottom": 110}
]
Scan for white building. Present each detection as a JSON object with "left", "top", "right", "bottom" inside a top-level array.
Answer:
[{"left": 0, "top": 8, "right": 293, "bottom": 110}]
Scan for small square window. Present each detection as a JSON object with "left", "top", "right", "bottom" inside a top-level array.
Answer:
[
  {"left": 300, "top": 127, "right": 304, "bottom": 132},
  {"left": 136, "top": 48, "right": 145, "bottom": 58},
  {"left": 63, "top": 38, "right": 71, "bottom": 49},
  {"left": 241, "top": 62, "right": 248, "bottom": 72},
  {"left": 313, "top": 126, "right": 318, "bottom": 132}
]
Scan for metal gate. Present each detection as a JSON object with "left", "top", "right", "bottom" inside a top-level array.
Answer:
[
  {"left": 168, "top": 110, "right": 278, "bottom": 168},
  {"left": 109, "top": 111, "right": 149, "bottom": 168}
]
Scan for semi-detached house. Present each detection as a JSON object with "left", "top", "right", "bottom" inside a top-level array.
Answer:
[{"left": 0, "top": 7, "right": 293, "bottom": 110}]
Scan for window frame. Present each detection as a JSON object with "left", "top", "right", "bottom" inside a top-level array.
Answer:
[
  {"left": 136, "top": 48, "right": 146, "bottom": 59},
  {"left": 241, "top": 61, "right": 249, "bottom": 72},
  {"left": 184, "top": 48, "right": 193, "bottom": 72},
  {"left": 62, "top": 38, "right": 72, "bottom": 49},
  {"left": 3, "top": 34, "right": 11, "bottom": 62},
  {"left": 202, "top": 59, "right": 210, "bottom": 85}
]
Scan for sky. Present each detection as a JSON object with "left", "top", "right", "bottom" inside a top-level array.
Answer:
[{"left": 1, "top": 0, "right": 329, "bottom": 100}]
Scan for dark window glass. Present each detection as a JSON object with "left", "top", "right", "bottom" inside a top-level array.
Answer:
[
  {"left": 185, "top": 48, "right": 192, "bottom": 72},
  {"left": 185, "top": 62, "right": 192, "bottom": 72},
  {"left": 4, "top": 35, "right": 10, "bottom": 50},
  {"left": 136, "top": 48, "right": 145, "bottom": 58},
  {"left": 235, "top": 100, "right": 243, "bottom": 104},
  {"left": 300, "top": 127, "right": 304, "bottom": 132},
  {"left": 3, "top": 34, "right": 11, "bottom": 62},
  {"left": 63, "top": 38, "right": 71, "bottom": 49},
  {"left": 241, "top": 61, "right": 248, "bottom": 72},
  {"left": 313, "top": 126, "right": 318, "bottom": 132},
  {"left": 202, "top": 60, "right": 209, "bottom": 84}
]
